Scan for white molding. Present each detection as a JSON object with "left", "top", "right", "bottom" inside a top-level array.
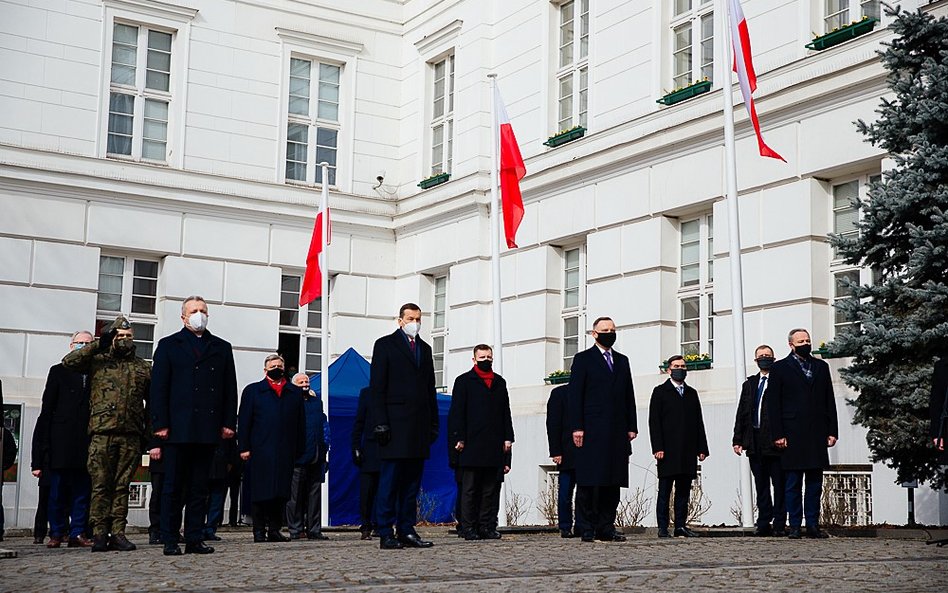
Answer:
[
  {"left": 102, "top": 0, "right": 198, "bottom": 22},
  {"left": 413, "top": 19, "right": 463, "bottom": 56},
  {"left": 275, "top": 28, "right": 365, "bottom": 57}
]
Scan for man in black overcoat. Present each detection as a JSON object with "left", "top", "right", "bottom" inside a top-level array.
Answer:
[
  {"left": 351, "top": 386, "right": 381, "bottom": 540},
  {"left": 732, "top": 344, "right": 786, "bottom": 536},
  {"left": 567, "top": 316, "right": 637, "bottom": 543},
  {"left": 649, "top": 355, "right": 709, "bottom": 538},
  {"left": 929, "top": 359, "right": 947, "bottom": 467},
  {"left": 767, "top": 328, "right": 838, "bottom": 539},
  {"left": 150, "top": 296, "right": 238, "bottom": 556},
  {"left": 369, "top": 303, "right": 439, "bottom": 550},
  {"left": 448, "top": 345, "right": 514, "bottom": 541},
  {"left": 546, "top": 385, "right": 582, "bottom": 538}
]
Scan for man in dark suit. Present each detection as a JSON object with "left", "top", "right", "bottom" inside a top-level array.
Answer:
[
  {"left": 285, "top": 372, "right": 329, "bottom": 541},
  {"left": 931, "top": 359, "right": 947, "bottom": 466},
  {"left": 649, "top": 355, "right": 709, "bottom": 538},
  {"left": 546, "top": 385, "right": 582, "bottom": 538},
  {"left": 768, "top": 328, "right": 839, "bottom": 539},
  {"left": 31, "top": 331, "right": 94, "bottom": 549},
  {"left": 568, "top": 316, "right": 637, "bottom": 543},
  {"left": 732, "top": 344, "right": 786, "bottom": 536},
  {"left": 448, "top": 345, "right": 514, "bottom": 541},
  {"left": 370, "top": 303, "right": 439, "bottom": 550},
  {"left": 351, "top": 387, "right": 381, "bottom": 540},
  {"left": 150, "top": 296, "right": 238, "bottom": 556}
]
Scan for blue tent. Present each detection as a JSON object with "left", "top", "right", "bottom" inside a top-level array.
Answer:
[{"left": 312, "top": 347, "right": 456, "bottom": 526}]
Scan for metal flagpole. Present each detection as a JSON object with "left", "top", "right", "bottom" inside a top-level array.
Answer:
[
  {"left": 319, "top": 161, "right": 331, "bottom": 527},
  {"left": 719, "top": 0, "right": 755, "bottom": 528}
]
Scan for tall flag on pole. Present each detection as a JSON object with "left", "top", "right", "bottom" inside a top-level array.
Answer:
[
  {"left": 494, "top": 86, "right": 526, "bottom": 248},
  {"left": 728, "top": 0, "right": 785, "bottom": 161},
  {"left": 299, "top": 197, "right": 331, "bottom": 306}
]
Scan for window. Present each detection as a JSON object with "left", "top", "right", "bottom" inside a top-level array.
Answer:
[
  {"left": 107, "top": 22, "right": 173, "bottom": 162},
  {"left": 670, "top": 0, "right": 713, "bottom": 89},
  {"left": 824, "top": 0, "right": 880, "bottom": 32},
  {"left": 678, "top": 215, "right": 713, "bottom": 359},
  {"left": 555, "top": 0, "right": 589, "bottom": 131},
  {"left": 562, "top": 247, "right": 584, "bottom": 370},
  {"left": 285, "top": 57, "right": 340, "bottom": 186},
  {"left": 431, "top": 275, "right": 448, "bottom": 389},
  {"left": 832, "top": 180, "right": 859, "bottom": 260},
  {"left": 829, "top": 175, "right": 878, "bottom": 338},
  {"left": 430, "top": 55, "right": 455, "bottom": 176},
  {"left": 277, "top": 274, "right": 323, "bottom": 375},
  {"left": 822, "top": 465, "right": 872, "bottom": 526},
  {"left": 96, "top": 255, "right": 159, "bottom": 360}
]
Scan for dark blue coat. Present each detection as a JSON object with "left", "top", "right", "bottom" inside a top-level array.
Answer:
[
  {"left": 649, "top": 380, "right": 709, "bottom": 479},
  {"left": 732, "top": 373, "right": 782, "bottom": 457},
  {"left": 567, "top": 345, "right": 638, "bottom": 487},
  {"left": 296, "top": 391, "right": 328, "bottom": 468},
  {"left": 351, "top": 387, "right": 381, "bottom": 473},
  {"left": 369, "top": 329, "right": 438, "bottom": 460},
  {"left": 767, "top": 353, "right": 839, "bottom": 471},
  {"left": 447, "top": 369, "right": 514, "bottom": 469},
  {"left": 32, "top": 364, "right": 90, "bottom": 471},
  {"left": 150, "top": 328, "right": 238, "bottom": 444},
  {"left": 237, "top": 379, "right": 305, "bottom": 503}
]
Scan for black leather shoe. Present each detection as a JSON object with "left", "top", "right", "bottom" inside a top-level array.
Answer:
[
  {"left": 806, "top": 526, "right": 829, "bottom": 539},
  {"left": 110, "top": 533, "right": 137, "bottom": 551},
  {"left": 91, "top": 534, "right": 110, "bottom": 552},
  {"left": 267, "top": 531, "right": 290, "bottom": 542},
  {"left": 753, "top": 527, "right": 773, "bottom": 537},
  {"left": 478, "top": 530, "right": 502, "bottom": 540},
  {"left": 185, "top": 541, "right": 215, "bottom": 554},
  {"left": 787, "top": 527, "right": 802, "bottom": 539},
  {"left": 253, "top": 530, "right": 267, "bottom": 543},
  {"left": 560, "top": 529, "right": 575, "bottom": 538},
  {"left": 33, "top": 536, "right": 45, "bottom": 545},
  {"left": 772, "top": 527, "right": 787, "bottom": 537},
  {"left": 462, "top": 530, "right": 481, "bottom": 541},
  {"left": 204, "top": 534, "right": 222, "bottom": 541},
  {"left": 580, "top": 531, "right": 595, "bottom": 542},
  {"left": 307, "top": 532, "right": 329, "bottom": 540},
  {"left": 379, "top": 535, "right": 404, "bottom": 549},
  {"left": 148, "top": 532, "right": 161, "bottom": 545},
  {"left": 597, "top": 532, "right": 626, "bottom": 542},
  {"left": 398, "top": 533, "right": 434, "bottom": 548},
  {"left": 163, "top": 543, "right": 182, "bottom": 556},
  {"left": 360, "top": 530, "right": 372, "bottom": 540},
  {"left": 674, "top": 527, "right": 698, "bottom": 538},
  {"left": 657, "top": 529, "right": 671, "bottom": 538}
]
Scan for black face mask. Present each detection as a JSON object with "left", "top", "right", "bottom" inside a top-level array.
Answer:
[
  {"left": 266, "top": 368, "right": 285, "bottom": 381},
  {"left": 756, "top": 356, "right": 775, "bottom": 371},
  {"left": 596, "top": 332, "right": 617, "bottom": 348},
  {"left": 794, "top": 344, "right": 812, "bottom": 358},
  {"left": 670, "top": 368, "right": 687, "bottom": 382},
  {"left": 476, "top": 360, "right": 493, "bottom": 372}
]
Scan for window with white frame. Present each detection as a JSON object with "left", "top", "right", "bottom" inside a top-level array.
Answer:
[
  {"left": 555, "top": 0, "right": 589, "bottom": 132},
  {"left": 830, "top": 175, "right": 878, "bottom": 337},
  {"left": 678, "top": 215, "right": 713, "bottom": 359},
  {"left": 286, "top": 57, "right": 340, "bottom": 186},
  {"left": 430, "top": 55, "right": 455, "bottom": 176},
  {"left": 107, "top": 22, "right": 173, "bottom": 162},
  {"left": 822, "top": 465, "right": 872, "bottom": 526},
  {"left": 824, "top": 0, "right": 880, "bottom": 32},
  {"left": 96, "top": 255, "right": 159, "bottom": 360},
  {"left": 670, "top": 0, "right": 713, "bottom": 90},
  {"left": 277, "top": 274, "right": 323, "bottom": 375},
  {"left": 562, "top": 247, "right": 584, "bottom": 370},
  {"left": 431, "top": 274, "right": 448, "bottom": 389}
]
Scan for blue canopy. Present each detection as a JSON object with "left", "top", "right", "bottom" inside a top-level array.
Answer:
[{"left": 312, "top": 347, "right": 456, "bottom": 526}]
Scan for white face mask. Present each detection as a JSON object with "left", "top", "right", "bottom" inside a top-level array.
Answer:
[
  {"left": 188, "top": 312, "right": 208, "bottom": 332},
  {"left": 402, "top": 321, "right": 419, "bottom": 338}
]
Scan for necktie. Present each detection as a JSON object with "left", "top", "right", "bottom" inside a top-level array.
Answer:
[
  {"left": 676, "top": 384, "right": 684, "bottom": 397},
  {"left": 754, "top": 376, "right": 767, "bottom": 429},
  {"left": 409, "top": 338, "right": 416, "bottom": 354},
  {"left": 604, "top": 350, "right": 613, "bottom": 372}
]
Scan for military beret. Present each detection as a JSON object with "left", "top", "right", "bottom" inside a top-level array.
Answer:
[{"left": 107, "top": 316, "right": 132, "bottom": 332}]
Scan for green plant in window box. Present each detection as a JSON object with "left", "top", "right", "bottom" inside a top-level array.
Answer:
[{"left": 544, "top": 369, "right": 571, "bottom": 385}]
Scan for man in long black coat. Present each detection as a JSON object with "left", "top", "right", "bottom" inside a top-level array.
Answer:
[
  {"left": 369, "top": 303, "right": 439, "bottom": 550},
  {"left": 448, "top": 345, "right": 514, "bottom": 540},
  {"left": 767, "top": 328, "right": 838, "bottom": 539},
  {"left": 649, "top": 355, "right": 709, "bottom": 538},
  {"left": 351, "top": 387, "right": 381, "bottom": 540},
  {"left": 567, "top": 316, "right": 637, "bottom": 543},
  {"left": 237, "top": 354, "right": 305, "bottom": 543},
  {"left": 931, "top": 359, "right": 948, "bottom": 466},
  {"left": 732, "top": 345, "right": 786, "bottom": 536},
  {"left": 546, "top": 385, "right": 582, "bottom": 538}
]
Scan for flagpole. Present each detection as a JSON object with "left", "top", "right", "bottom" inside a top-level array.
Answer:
[
  {"left": 719, "top": 0, "right": 755, "bottom": 528},
  {"left": 319, "top": 161, "right": 331, "bottom": 527},
  {"left": 487, "top": 74, "right": 504, "bottom": 375}
]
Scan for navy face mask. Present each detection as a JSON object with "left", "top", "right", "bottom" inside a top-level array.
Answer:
[{"left": 670, "top": 368, "right": 687, "bottom": 382}]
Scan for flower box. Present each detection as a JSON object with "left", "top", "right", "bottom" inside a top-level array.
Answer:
[
  {"left": 543, "top": 126, "right": 586, "bottom": 148},
  {"left": 544, "top": 373, "right": 571, "bottom": 385},
  {"left": 659, "top": 358, "right": 713, "bottom": 372},
  {"left": 656, "top": 80, "right": 712, "bottom": 106},
  {"left": 418, "top": 172, "right": 450, "bottom": 189},
  {"left": 805, "top": 17, "right": 878, "bottom": 51}
]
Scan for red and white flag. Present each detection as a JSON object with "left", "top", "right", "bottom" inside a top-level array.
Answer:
[
  {"left": 494, "top": 86, "right": 526, "bottom": 248},
  {"left": 729, "top": 0, "right": 785, "bottom": 161},
  {"left": 299, "top": 197, "right": 331, "bottom": 306}
]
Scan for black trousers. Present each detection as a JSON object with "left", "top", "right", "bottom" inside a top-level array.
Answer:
[
  {"left": 33, "top": 482, "right": 51, "bottom": 540},
  {"left": 285, "top": 465, "right": 323, "bottom": 536},
  {"left": 749, "top": 454, "right": 786, "bottom": 530},
  {"left": 226, "top": 475, "right": 240, "bottom": 526},
  {"left": 575, "top": 485, "right": 620, "bottom": 537},
  {"left": 656, "top": 475, "right": 693, "bottom": 530},
  {"left": 458, "top": 467, "right": 501, "bottom": 534},
  {"left": 160, "top": 443, "right": 215, "bottom": 545},
  {"left": 252, "top": 499, "right": 286, "bottom": 535},
  {"left": 359, "top": 471, "right": 380, "bottom": 532}
]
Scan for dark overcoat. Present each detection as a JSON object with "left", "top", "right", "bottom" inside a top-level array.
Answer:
[
  {"left": 150, "top": 328, "right": 238, "bottom": 444},
  {"left": 648, "top": 380, "right": 709, "bottom": 479},
  {"left": 567, "top": 346, "right": 637, "bottom": 487},
  {"left": 351, "top": 387, "right": 381, "bottom": 473},
  {"left": 767, "top": 353, "right": 839, "bottom": 471},
  {"left": 546, "top": 385, "right": 577, "bottom": 470},
  {"left": 929, "top": 359, "right": 948, "bottom": 465},
  {"left": 448, "top": 369, "right": 514, "bottom": 469},
  {"left": 732, "top": 373, "right": 781, "bottom": 457},
  {"left": 31, "top": 364, "right": 91, "bottom": 471},
  {"left": 237, "top": 379, "right": 305, "bottom": 502},
  {"left": 368, "top": 329, "right": 438, "bottom": 460}
]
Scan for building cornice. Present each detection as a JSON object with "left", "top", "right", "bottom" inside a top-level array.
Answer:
[
  {"left": 275, "top": 28, "right": 365, "bottom": 56},
  {"left": 413, "top": 19, "right": 463, "bottom": 56},
  {"left": 103, "top": 0, "right": 198, "bottom": 22}
]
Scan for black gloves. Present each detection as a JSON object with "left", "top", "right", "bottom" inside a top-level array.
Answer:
[
  {"left": 352, "top": 448, "right": 363, "bottom": 466},
  {"left": 373, "top": 424, "right": 391, "bottom": 446},
  {"left": 99, "top": 328, "right": 116, "bottom": 350}
]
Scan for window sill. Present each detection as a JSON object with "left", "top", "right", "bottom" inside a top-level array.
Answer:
[
  {"left": 659, "top": 359, "right": 712, "bottom": 372},
  {"left": 805, "top": 17, "right": 878, "bottom": 51},
  {"left": 544, "top": 374, "right": 571, "bottom": 385},
  {"left": 656, "top": 80, "right": 712, "bottom": 106},
  {"left": 544, "top": 126, "right": 586, "bottom": 148}
]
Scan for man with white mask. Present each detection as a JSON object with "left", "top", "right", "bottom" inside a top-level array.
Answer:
[{"left": 150, "top": 296, "right": 238, "bottom": 556}]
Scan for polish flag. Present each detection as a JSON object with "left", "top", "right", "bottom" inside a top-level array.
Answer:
[
  {"left": 729, "top": 0, "right": 785, "bottom": 161},
  {"left": 494, "top": 86, "right": 526, "bottom": 249},
  {"left": 299, "top": 199, "right": 331, "bottom": 306}
]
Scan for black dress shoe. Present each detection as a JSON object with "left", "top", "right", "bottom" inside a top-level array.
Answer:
[
  {"left": 185, "top": 541, "right": 215, "bottom": 554},
  {"left": 148, "top": 533, "right": 161, "bottom": 545},
  {"left": 674, "top": 527, "right": 698, "bottom": 538},
  {"left": 204, "top": 534, "right": 222, "bottom": 541},
  {"left": 267, "top": 531, "right": 290, "bottom": 542},
  {"left": 462, "top": 529, "right": 480, "bottom": 541},
  {"left": 91, "top": 534, "right": 110, "bottom": 552},
  {"left": 163, "top": 543, "right": 182, "bottom": 556},
  {"left": 478, "top": 530, "right": 502, "bottom": 540},
  {"left": 33, "top": 536, "right": 45, "bottom": 545},
  {"left": 772, "top": 528, "right": 787, "bottom": 537},
  {"left": 398, "top": 533, "right": 434, "bottom": 548},
  {"left": 787, "top": 527, "right": 802, "bottom": 539},
  {"left": 560, "top": 529, "right": 575, "bottom": 538},
  {"left": 379, "top": 535, "right": 404, "bottom": 549},
  {"left": 360, "top": 530, "right": 372, "bottom": 540},
  {"left": 597, "top": 532, "right": 626, "bottom": 542},
  {"left": 580, "top": 532, "right": 595, "bottom": 542},
  {"left": 307, "top": 532, "right": 329, "bottom": 540},
  {"left": 253, "top": 531, "right": 267, "bottom": 543},
  {"left": 657, "top": 529, "right": 671, "bottom": 538},
  {"left": 806, "top": 526, "right": 829, "bottom": 539},
  {"left": 753, "top": 527, "right": 773, "bottom": 537}
]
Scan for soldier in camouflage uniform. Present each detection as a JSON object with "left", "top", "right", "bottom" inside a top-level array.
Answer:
[{"left": 63, "top": 316, "right": 150, "bottom": 552}]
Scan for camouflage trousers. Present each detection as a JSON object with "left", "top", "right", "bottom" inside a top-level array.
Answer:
[{"left": 87, "top": 433, "right": 140, "bottom": 537}]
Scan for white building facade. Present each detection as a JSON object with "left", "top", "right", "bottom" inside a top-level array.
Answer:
[{"left": 1, "top": 0, "right": 945, "bottom": 528}]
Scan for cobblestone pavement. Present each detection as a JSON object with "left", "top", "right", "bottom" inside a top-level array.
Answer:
[{"left": 1, "top": 530, "right": 946, "bottom": 593}]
